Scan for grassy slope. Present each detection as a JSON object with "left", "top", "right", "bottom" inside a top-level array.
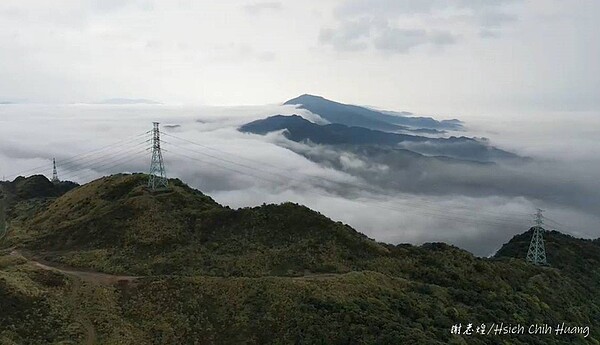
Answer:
[
  {"left": 0, "top": 174, "right": 599, "bottom": 344},
  {"left": 18, "top": 174, "right": 387, "bottom": 276},
  {"left": 1, "top": 248, "right": 598, "bottom": 344}
]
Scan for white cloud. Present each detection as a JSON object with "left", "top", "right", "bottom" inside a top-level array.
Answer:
[
  {"left": 1, "top": 103, "right": 599, "bottom": 256},
  {"left": 321, "top": 0, "right": 523, "bottom": 54},
  {"left": 243, "top": 1, "right": 283, "bottom": 15},
  {"left": 0, "top": 1, "right": 598, "bottom": 113}
]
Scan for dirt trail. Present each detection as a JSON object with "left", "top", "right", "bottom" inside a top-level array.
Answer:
[
  {"left": 9, "top": 250, "right": 139, "bottom": 285},
  {"left": 67, "top": 276, "right": 98, "bottom": 345},
  {"left": 5, "top": 250, "right": 345, "bottom": 344},
  {"left": 292, "top": 272, "right": 344, "bottom": 280},
  {"left": 7, "top": 251, "right": 101, "bottom": 344},
  {"left": 9, "top": 250, "right": 345, "bottom": 285}
]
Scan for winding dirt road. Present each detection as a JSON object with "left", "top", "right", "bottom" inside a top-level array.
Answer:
[
  {"left": 7, "top": 250, "right": 107, "bottom": 344},
  {"left": 6, "top": 249, "right": 346, "bottom": 344},
  {"left": 9, "top": 250, "right": 139, "bottom": 285}
]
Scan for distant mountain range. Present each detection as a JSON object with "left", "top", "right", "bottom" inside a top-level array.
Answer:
[
  {"left": 97, "top": 98, "right": 161, "bottom": 105},
  {"left": 240, "top": 114, "right": 519, "bottom": 163},
  {"left": 238, "top": 95, "right": 528, "bottom": 201},
  {"left": 284, "top": 94, "right": 462, "bottom": 132}
]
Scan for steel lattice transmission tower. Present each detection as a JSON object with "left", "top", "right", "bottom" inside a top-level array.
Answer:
[
  {"left": 148, "top": 122, "right": 169, "bottom": 190},
  {"left": 51, "top": 158, "right": 60, "bottom": 183},
  {"left": 526, "top": 208, "right": 547, "bottom": 265}
]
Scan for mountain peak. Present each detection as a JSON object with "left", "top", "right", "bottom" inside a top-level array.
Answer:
[
  {"left": 97, "top": 98, "right": 161, "bottom": 105},
  {"left": 283, "top": 94, "right": 328, "bottom": 105},
  {"left": 283, "top": 94, "right": 463, "bottom": 132}
]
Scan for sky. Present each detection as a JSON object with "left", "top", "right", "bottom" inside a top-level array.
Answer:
[
  {"left": 0, "top": 1, "right": 599, "bottom": 256},
  {"left": 0, "top": 0, "right": 598, "bottom": 115}
]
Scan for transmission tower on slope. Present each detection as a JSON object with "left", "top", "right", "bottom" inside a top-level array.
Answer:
[
  {"left": 526, "top": 208, "right": 547, "bottom": 265},
  {"left": 148, "top": 122, "right": 169, "bottom": 190},
  {"left": 51, "top": 158, "right": 60, "bottom": 183}
]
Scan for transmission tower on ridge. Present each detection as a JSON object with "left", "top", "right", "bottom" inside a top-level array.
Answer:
[
  {"left": 526, "top": 208, "right": 547, "bottom": 265},
  {"left": 148, "top": 122, "right": 169, "bottom": 190},
  {"left": 51, "top": 158, "right": 60, "bottom": 183}
]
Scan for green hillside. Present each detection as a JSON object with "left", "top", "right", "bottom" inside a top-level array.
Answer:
[
  {"left": 0, "top": 174, "right": 598, "bottom": 344},
  {"left": 14, "top": 174, "right": 387, "bottom": 276},
  {"left": 0, "top": 175, "right": 78, "bottom": 226}
]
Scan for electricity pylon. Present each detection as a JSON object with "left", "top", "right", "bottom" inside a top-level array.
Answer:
[
  {"left": 51, "top": 158, "right": 60, "bottom": 183},
  {"left": 526, "top": 208, "right": 547, "bottom": 265},
  {"left": 148, "top": 122, "right": 169, "bottom": 190}
]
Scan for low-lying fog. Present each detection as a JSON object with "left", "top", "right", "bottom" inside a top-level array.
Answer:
[{"left": 1, "top": 104, "right": 598, "bottom": 256}]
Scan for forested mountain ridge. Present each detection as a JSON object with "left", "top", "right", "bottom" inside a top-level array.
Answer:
[
  {"left": 239, "top": 114, "right": 520, "bottom": 163},
  {"left": 0, "top": 174, "right": 597, "bottom": 344}
]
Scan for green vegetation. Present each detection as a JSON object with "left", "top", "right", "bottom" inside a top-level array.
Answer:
[
  {"left": 17, "top": 174, "right": 387, "bottom": 277},
  {"left": 0, "top": 174, "right": 599, "bottom": 344}
]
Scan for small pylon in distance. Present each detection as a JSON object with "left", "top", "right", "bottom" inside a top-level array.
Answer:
[
  {"left": 526, "top": 208, "right": 548, "bottom": 266},
  {"left": 51, "top": 158, "right": 60, "bottom": 183},
  {"left": 148, "top": 122, "right": 169, "bottom": 190}
]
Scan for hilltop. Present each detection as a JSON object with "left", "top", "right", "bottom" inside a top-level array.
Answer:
[
  {"left": 0, "top": 175, "right": 78, "bottom": 223},
  {"left": 0, "top": 174, "right": 77, "bottom": 201},
  {"left": 14, "top": 174, "right": 387, "bottom": 276},
  {"left": 0, "top": 174, "right": 599, "bottom": 344},
  {"left": 284, "top": 94, "right": 462, "bottom": 131},
  {"left": 496, "top": 228, "right": 600, "bottom": 282}
]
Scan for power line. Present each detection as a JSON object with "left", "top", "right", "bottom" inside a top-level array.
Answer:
[
  {"left": 1, "top": 124, "right": 532, "bottom": 231},
  {"left": 161, "top": 131, "right": 532, "bottom": 221},
  {"left": 59, "top": 148, "right": 149, "bottom": 182},
  {"left": 544, "top": 216, "right": 564, "bottom": 227},
  {"left": 57, "top": 139, "right": 151, "bottom": 177},
  {"left": 165, "top": 155, "right": 526, "bottom": 228},
  {"left": 161, "top": 135, "right": 528, "bottom": 227},
  {"left": 164, "top": 147, "right": 526, "bottom": 229},
  {"left": 4, "top": 130, "right": 151, "bottom": 181},
  {"left": 58, "top": 150, "right": 146, "bottom": 182}
]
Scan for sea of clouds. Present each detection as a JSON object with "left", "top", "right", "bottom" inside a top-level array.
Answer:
[{"left": 1, "top": 103, "right": 598, "bottom": 256}]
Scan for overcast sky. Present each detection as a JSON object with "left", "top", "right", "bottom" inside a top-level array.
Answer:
[
  {"left": 1, "top": 1, "right": 599, "bottom": 255},
  {"left": 1, "top": 0, "right": 598, "bottom": 115}
]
